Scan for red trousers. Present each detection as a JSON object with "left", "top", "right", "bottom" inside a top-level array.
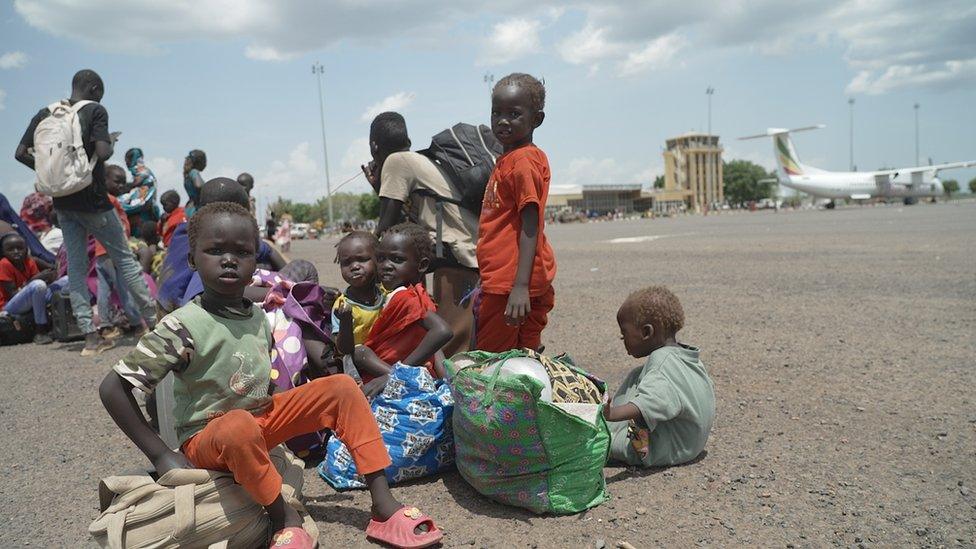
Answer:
[
  {"left": 476, "top": 286, "right": 554, "bottom": 353},
  {"left": 182, "top": 375, "right": 390, "bottom": 505}
]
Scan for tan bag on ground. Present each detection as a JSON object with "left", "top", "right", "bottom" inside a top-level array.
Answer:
[{"left": 89, "top": 446, "right": 319, "bottom": 548}]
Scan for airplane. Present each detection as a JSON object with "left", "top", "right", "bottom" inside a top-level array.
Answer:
[{"left": 740, "top": 125, "right": 976, "bottom": 208}]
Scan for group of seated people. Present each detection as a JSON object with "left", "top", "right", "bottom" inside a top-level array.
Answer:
[
  {"left": 89, "top": 172, "right": 717, "bottom": 549},
  {"left": 1, "top": 159, "right": 189, "bottom": 344}
]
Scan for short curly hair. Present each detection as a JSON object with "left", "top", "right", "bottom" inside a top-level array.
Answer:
[
  {"left": 494, "top": 72, "right": 545, "bottom": 111},
  {"left": 623, "top": 286, "right": 685, "bottom": 337},
  {"left": 334, "top": 230, "right": 379, "bottom": 263},
  {"left": 383, "top": 222, "right": 433, "bottom": 264},
  {"left": 187, "top": 202, "right": 259, "bottom": 254}
]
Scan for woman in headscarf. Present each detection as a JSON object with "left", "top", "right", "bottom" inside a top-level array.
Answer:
[
  {"left": 182, "top": 149, "right": 207, "bottom": 217},
  {"left": 19, "top": 192, "right": 53, "bottom": 236},
  {"left": 118, "top": 148, "right": 160, "bottom": 236}
]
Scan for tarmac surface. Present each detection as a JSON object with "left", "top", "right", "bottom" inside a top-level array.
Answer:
[{"left": 1, "top": 201, "right": 974, "bottom": 547}]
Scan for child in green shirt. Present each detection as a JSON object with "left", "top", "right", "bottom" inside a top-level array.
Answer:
[{"left": 603, "top": 286, "right": 715, "bottom": 467}]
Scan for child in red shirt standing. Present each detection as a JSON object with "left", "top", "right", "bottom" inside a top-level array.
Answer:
[{"left": 476, "top": 73, "right": 556, "bottom": 353}]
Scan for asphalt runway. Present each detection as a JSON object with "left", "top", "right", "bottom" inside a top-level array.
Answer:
[{"left": 2, "top": 201, "right": 974, "bottom": 547}]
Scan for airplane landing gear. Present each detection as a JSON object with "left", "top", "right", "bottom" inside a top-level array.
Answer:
[
  {"left": 825, "top": 201, "right": 836, "bottom": 209},
  {"left": 903, "top": 197, "right": 918, "bottom": 205}
]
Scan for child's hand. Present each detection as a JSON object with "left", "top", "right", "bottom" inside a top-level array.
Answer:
[
  {"left": 153, "top": 450, "right": 193, "bottom": 476},
  {"left": 336, "top": 302, "right": 353, "bottom": 320},
  {"left": 504, "top": 285, "right": 531, "bottom": 325},
  {"left": 362, "top": 374, "right": 389, "bottom": 399}
]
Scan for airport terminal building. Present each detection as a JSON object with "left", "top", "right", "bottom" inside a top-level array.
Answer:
[
  {"left": 663, "top": 132, "right": 724, "bottom": 212},
  {"left": 547, "top": 133, "right": 723, "bottom": 216}
]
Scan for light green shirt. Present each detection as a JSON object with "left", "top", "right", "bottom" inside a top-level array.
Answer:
[
  {"left": 608, "top": 344, "right": 715, "bottom": 467},
  {"left": 114, "top": 297, "right": 274, "bottom": 445}
]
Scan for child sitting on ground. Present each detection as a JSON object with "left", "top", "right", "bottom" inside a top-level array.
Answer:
[
  {"left": 331, "top": 231, "right": 384, "bottom": 382},
  {"left": 99, "top": 203, "right": 443, "bottom": 549},
  {"left": 0, "top": 233, "right": 56, "bottom": 344},
  {"left": 344, "top": 223, "right": 453, "bottom": 397},
  {"left": 157, "top": 190, "right": 185, "bottom": 248},
  {"left": 603, "top": 286, "right": 715, "bottom": 467},
  {"left": 476, "top": 72, "right": 557, "bottom": 353}
]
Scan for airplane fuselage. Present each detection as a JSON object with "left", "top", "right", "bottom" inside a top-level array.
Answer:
[{"left": 780, "top": 170, "right": 943, "bottom": 200}]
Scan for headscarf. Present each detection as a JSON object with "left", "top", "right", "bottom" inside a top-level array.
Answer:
[
  {"left": 19, "top": 192, "right": 53, "bottom": 234},
  {"left": 120, "top": 148, "right": 160, "bottom": 219},
  {"left": 0, "top": 192, "right": 55, "bottom": 264}
]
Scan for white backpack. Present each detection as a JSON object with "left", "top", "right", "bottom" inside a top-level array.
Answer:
[{"left": 32, "top": 99, "right": 97, "bottom": 197}]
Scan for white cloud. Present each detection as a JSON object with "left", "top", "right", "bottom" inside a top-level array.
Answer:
[
  {"left": 558, "top": 24, "right": 621, "bottom": 67},
  {"left": 0, "top": 51, "right": 28, "bottom": 69},
  {"left": 0, "top": 89, "right": 6, "bottom": 110},
  {"left": 479, "top": 18, "right": 542, "bottom": 65},
  {"left": 244, "top": 44, "right": 296, "bottom": 62},
  {"left": 12, "top": 0, "right": 521, "bottom": 59},
  {"left": 340, "top": 137, "right": 370, "bottom": 175},
  {"left": 617, "top": 33, "right": 686, "bottom": 77},
  {"left": 557, "top": 156, "right": 661, "bottom": 187},
  {"left": 12, "top": 0, "right": 976, "bottom": 92},
  {"left": 361, "top": 92, "right": 416, "bottom": 122},
  {"left": 846, "top": 58, "right": 976, "bottom": 95},
  {"left": 260, "top": 141, "right": 321, "bottom": 199},
  {"left": 145, "top": 156, "right": 181, "bottom": 194}
]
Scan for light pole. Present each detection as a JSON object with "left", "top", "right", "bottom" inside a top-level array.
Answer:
[
  {"left": 848, "top": 97, "right": 855, "bottom": 171},
  {"left": 706, "top": 86, "right": 715, "bottom": 137},
  {"left": 483, "top": 72, "right": 495, "bottom": 95},
  {"left": 913, "top": 102, "right": 920, "bottom": 166},
  {"left": 312, "top": 62, "right": 334, "bottom": 223}
]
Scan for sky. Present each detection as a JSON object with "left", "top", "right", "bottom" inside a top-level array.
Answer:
[{"left": 1, "top": 0, "right": 974, "bottom": 217}]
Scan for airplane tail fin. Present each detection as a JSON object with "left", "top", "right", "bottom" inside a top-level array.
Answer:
[{"left": 739, "top": 125, "right": 825, "bottom": 178}]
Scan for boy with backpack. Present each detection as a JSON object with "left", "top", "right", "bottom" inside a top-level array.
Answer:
[
  {"left": 15, "top": 69, "right": 156, "bottom": 356},
  {"left": 366, "top": 112, "right": 481, "bottom": 356}
]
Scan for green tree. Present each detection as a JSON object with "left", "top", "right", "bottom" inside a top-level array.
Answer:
[
  {"left": 723, "top": 159, "right": 776, "bottom": 205},
  {"left": 653, "top": 175, "right": 665, "bottom": 189},
  {"left": 268, "top": 192, "right": 384, "bottom": 225},
  {"left": 358, "top": 193, "right": 380, "bottom": 219},
  {"left": 942, "top": 179, "right": 959, "bottom": 196},
  {"left": 969, "top": 177, "right": 976, "bottom": 194}
]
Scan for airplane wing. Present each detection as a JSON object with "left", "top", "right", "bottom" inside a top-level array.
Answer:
[{"left": 875, "top": 160, "right": 976, "bottom": 176}]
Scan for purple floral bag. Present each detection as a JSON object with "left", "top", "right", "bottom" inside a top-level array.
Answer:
[{"left": 256, "top": 271, "right": 337, "bottom": 459}]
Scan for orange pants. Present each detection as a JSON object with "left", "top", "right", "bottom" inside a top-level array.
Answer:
[
  {"left": 182, "top": 375, "right": 390, "bottom": 506},
  {"left": 476, "top": 286, "right": 554, "bottom": 353}
]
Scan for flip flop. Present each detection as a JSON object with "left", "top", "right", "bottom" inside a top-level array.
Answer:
[
  {"left": 365, "top": 506, "right": 443, "bottom": 549},
  {"left": 270, "top": 526, "right": 315, "bottom": 549}
]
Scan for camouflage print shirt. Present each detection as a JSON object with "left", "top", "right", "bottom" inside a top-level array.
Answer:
[{"left": 113, "top": 296, "right": 274, "bottom": 445}]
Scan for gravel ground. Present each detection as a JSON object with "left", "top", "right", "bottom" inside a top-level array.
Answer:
[{"left": 1, "top": 201, "right": 974, "bottom": 548}]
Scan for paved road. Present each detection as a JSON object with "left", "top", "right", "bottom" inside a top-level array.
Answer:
[{"left": 2, "top": 201, "right": 974, "bottom": 547}]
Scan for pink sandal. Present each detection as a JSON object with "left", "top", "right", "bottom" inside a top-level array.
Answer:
[
  {"left": 365, "top": 506, "right": 443, "bottom": 548},
  {"left": 270, "top": 526, "right": 315, "bottom": 548}
]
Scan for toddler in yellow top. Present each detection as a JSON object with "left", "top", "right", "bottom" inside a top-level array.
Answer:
[{"left": 332, "top": 231, "right": 384, "bottom": 380}]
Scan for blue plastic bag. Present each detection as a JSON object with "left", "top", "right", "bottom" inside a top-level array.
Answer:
[{"left": 318, "top": 364, "right": 455, "bottom": 489}]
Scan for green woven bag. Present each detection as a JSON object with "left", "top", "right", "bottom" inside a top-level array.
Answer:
[{"left": 446, "top": 349, "right": 610, "bottom": 514}]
